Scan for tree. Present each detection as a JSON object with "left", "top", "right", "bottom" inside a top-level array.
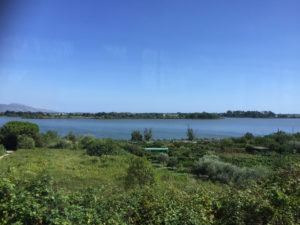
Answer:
[
  {"left": 157, "top": 152, "right": 169, "bottom": 165},
  {"left": 0, "top": 120, "right": 39, "bottom": 150},
  {"left": 144, "top": 128, "right": 152, "bottom": 141},
  {"left": 125, "top": 157, "right": 156, "bottom": 189},
  {"left": 244, "top": 132, "right": 254, "bottom": 140},
  {"left": 187, "top": 127, "right": 195, "bottom": 141},
  {"left": 131, "top": 130, "right": 143, "bottom": 142}
]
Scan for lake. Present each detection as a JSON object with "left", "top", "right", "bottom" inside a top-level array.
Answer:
[{"left": 0, "top": 117, "right": 300, "bottom": 139}]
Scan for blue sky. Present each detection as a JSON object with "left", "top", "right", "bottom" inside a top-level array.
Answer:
[{"left": 0, "top": 0, "right": 300, "bottom": 113}]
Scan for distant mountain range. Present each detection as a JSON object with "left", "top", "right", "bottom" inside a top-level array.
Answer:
[{"left": 0, "top": 103, "right": 55, "bottom": 113}]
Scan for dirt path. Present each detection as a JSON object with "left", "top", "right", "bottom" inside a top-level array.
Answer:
[{"left": 0, "top": 151, "right": 13, "bottom": 160}]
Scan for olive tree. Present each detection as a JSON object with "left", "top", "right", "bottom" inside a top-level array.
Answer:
[{"left": 158, "top": 152, "right": 169, "bottom": 165}]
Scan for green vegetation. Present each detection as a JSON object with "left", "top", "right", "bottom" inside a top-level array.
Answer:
[
  {"left": 2, "top": 110, "right": 300, "bottom": 119},
  {"left": 17, "top": 134, "right": 35, "bottom": 149},
  {"left": 125, "top": 157, "right": 156, "bottom": 189},
  {"left": 85, "top": 138, "right": 122, "bottom": 157},
  {"left": 222, "top": 110, "right": 276, "bottom": 118},
  {"left": 0, "top": 120, "right": 300, "bottom": 224},
  {"left": 0, "top": 111, "right": 221, "bottom": 119},
  {"left": 157, "top": 152, "right": 169, "bottom": 165},
  {"left": 193, "top": 154, "right": 268, "bottom": 184},
  {"left": 131, "top": 130, "right": 143, "bottom": 142},
  {"left": 0, "top": 145, "right": 5, "bottom": 156},
  {"left": 187, "top": 127, "right": 195, "bottom": 140},
  {"left": 144, "top": 128, "right": 152, "bottom": 141},
  {"left": 0, "top": 120, "right": 39, "bottom": 150}
]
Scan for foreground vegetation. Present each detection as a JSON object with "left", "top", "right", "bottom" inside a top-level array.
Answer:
[{"left": 0, "top": 121, "right": 299, "bottom": 224}]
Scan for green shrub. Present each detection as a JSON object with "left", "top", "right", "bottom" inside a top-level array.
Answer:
[
  {"left": 78, "top": 135, "right": 95, "bottom": 149},
  {"left": 167, "top": 157, "right": 178, "bottom": 167},
  {"left": 215, "top": 188, "right": 274, "bottom": 225},
  {"left": 54, "top": 139, "right": 72, "bottom": 149},
  {"left": 34, "top": 133, "right": 47, "bottom": 148},
  {"left": 231, "top": 136, "right": 247, "bottom": 144},
  {"left": 45, "top": 130, "right": 59, "bottom": 140},
  {"left": 152, "top": 139, "right": 163, "bottom": 147},
  {"left": 187, "top": 127, "right": 195, "bottom": 140},
  {"left": 125, "top": 157, "right": 156, "bottom": 189},
  {"left": 0, "top": 144, "right": 5, "bottom": 156},
  {"left": 288, "top": 140, "right": 300, "bottom": 153},
  {"left": 244, "top": 132, "right": 254, "bottom": 140},
  {"left": 144, "top": 128, "right": 152, "bottom": 141},
  {"left": 220, "top": 138, "right": 234, "bottom": 149},
  {"left": 124, "top": 144, "right": 145, "bottom": 157},
  {"left": 131, "top": 130, "right": 143, "bottom": 142},
  {"left": 193, "top": 155, "right": 267, "bottom": 184},
  {"left": 270, "top": 131, "right": 293, "bottom": 145},
  {"left": 17, "top": 135, "right": 35, "bottom": 149},
  {"left": 157, "top": 152, "right": 169, "bottom": 165},
  {"left": 66, "top": 131, "right": 77, "bottom": 143},
  {"left": 86, "top": 139, "right": 119, "bottom": 156},
  {"left": 34, "top": 130, "right": 59, "bottom": 148},
  {"left": 0, "top": 120, "right": 39, "bottom": 150}
]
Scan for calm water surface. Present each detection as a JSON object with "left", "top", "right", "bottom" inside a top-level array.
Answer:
[{"left": 1, "top": 117, "right": 300, "bottom": 139}]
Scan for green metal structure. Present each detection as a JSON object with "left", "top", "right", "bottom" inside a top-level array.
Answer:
[{"left": 144, "top": 147, "right": 168, "bottom": 151}]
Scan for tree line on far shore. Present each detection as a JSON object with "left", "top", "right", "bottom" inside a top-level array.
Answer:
[{"left": 2, "top": 110, "right": 298, "bottom": 119}]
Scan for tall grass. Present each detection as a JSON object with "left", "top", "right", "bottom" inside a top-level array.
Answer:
[{"left": 0, "top": 145, "right": 5, "bottom": 156}]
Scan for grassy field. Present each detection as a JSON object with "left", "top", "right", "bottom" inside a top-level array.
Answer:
[
  {"left": 0, "top": 149, "right": 130, "bottom": 192},
  {"left": 0, "top": 148, "right": 220, "bottom": 194}
]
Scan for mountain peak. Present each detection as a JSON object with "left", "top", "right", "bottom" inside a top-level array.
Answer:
[{"left": 0, "top": 103, "right": 55, "bottom": 113}]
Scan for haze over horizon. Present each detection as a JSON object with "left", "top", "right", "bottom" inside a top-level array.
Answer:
[{"left": 0, "top": 0, "right": 299, "bottom": 113}]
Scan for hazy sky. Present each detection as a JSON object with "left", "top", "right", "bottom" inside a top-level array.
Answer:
[{"left": 0, "top": 0, "right": 299, "bottom": 113}]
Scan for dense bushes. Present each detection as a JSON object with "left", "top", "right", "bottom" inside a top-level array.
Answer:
[
  {"left": 1, "top": 166, "right": 299, "bottom": 225},
  {"left": 214, "top": 165, "right": 300, "bottom": 225},
  {"left": 157, "top": 152, "right": 169, "bottom": 164},
  {"left": 193, "top": 155, "right": 268, "bottom": 184},
  {"left": 131, "top": 130, "right": 143, "bottom": 142},
  {"left": 54, "top": 139, "right": 73, "bottom": 149},
  {"left": 17, "top": 135, "right": 35, "bottom": 149},
  {"left": 143, "top": 128, "right": 152, "bottom": 141},
  {"left": 0, "top": 175, "right": 212, "bottom": 224},
  {"left": 0, "top": 120, "right": 39, "bottom": 150},
  {"left": 124, "top": 144, "right": 146, "bottom": 157},
  {"left": 0, "top": 145, "right": 5, "bottom": 156},
  {"left": 125, "top": 157, "right": 156, "bottom": 189},
  {"left": 78, "top": 134, "right": 95, "bottom": 149},
  {"left": 86, "top": 138, "right": 120, "bottom": 156},
  {"left": 186, "top": 127, "right": 195, "bottom": 140},
  {"left": 65, "top": 131, "right": 77, "bottom": 143},
  {"left": 167, "top": 157, "right": 179, "bottom": 167}
]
